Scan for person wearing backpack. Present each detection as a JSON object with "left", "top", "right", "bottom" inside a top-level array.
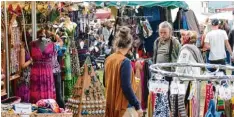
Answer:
[
  {"left": 153, "top": 21, "right": 181, "bottom": 73},
  {"left": 152, "top": 21, "right": 181, "bottom": 109}
]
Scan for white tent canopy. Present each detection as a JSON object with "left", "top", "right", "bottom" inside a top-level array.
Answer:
[{"left": 209, "top": 12, "right": 233, "bottom": 20}]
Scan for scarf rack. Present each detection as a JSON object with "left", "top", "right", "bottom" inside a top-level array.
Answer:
[
  {"left": 149, "top": 63, "right": 234, "bottom": 79},
  {"left": 149, "top": 63, "right": 234, "bottom": 117}
]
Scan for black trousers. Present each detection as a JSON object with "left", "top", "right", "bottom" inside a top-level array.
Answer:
[
  {"left": 209, "top": 59, "right": 226, "bottom": 75},
  {"left": 53, "top": 72, "right": 65, "bottom": 108}
]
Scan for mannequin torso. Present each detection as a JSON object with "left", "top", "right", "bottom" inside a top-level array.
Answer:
[
  {"left": 63, "top": 17, "right": 77, "bottom": 37},
  {"left": 35, "top": 37, "right": 51, "bottom": 53}
]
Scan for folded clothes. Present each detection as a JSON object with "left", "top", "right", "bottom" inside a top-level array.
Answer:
[
  {"left": 36, "top": 99, "right": 60, "bottom": 113},
  {"left": 37, "top": 107, "right": 53, "bottom": 113}
]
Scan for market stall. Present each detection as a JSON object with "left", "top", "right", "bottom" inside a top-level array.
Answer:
[
  {"left": 95, "top": 1, "right": 189, "bottom": 57},
  {"left": 2, "top": 1, "right": 211, "bottom": 117}
]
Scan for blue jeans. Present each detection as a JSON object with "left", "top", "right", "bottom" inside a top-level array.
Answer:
[{"left": 205, "top": 51, "right": 210, "bottom": 63}]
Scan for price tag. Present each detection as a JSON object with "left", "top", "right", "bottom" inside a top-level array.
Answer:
[
  {"left": 218, "top": 86, "right": 231, "bottom": 100},
  {"left": 136, "top": 54, "right": 139, "bottom": 59},
  {"left": 224, "top": 88, "right": 232, "bottom": 100},
  {"left": 154, "top": 83, "right": 168, "bottom": 93},
  {"left": 219, "top": 86, "right": 225, "bottom": 99},
  {"left": 149, "top": 81, "right": 168, "bottom": 94},
  {"left": 170, "top": 82, "right": 179, "bottom": 94},
  {"left": 178, "top": 84, "right": 186, "bottom": 94},
  {"left": 216, "top": 72, "right": 224, "bottom": 76},
  {"left": 14, "top": 103, "right": 32, "bottom": 117}
]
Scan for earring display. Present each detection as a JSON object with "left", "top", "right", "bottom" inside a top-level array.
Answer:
[{"left": 66, "top": 57, "right": 106, "bottom": 117}]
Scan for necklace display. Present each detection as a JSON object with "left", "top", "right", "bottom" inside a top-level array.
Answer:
[{"left": 66, "top": 57, "right": 106, "bottom": 117}]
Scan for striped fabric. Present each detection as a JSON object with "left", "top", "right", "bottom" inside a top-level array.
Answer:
[{"left": 170, "top": 94, "right": 187, "bottom": 117}]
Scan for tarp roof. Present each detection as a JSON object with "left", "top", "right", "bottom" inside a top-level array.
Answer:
[{"left": 95, "top": 1, "right": 188, "bottom": 9}]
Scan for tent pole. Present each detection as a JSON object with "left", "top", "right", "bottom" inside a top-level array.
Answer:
[
  {"left": 4, "top": 1, "right": 10, "bottom": 98},
  {"left": 32, "top": 1, "right": 37, "bottom": 40}
]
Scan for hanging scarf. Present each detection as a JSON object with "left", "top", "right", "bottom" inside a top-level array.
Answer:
[
  {"left": 204, "top": 84, "right": 214, "bottom": 116},
  {"left": 154, "top": 93, "right": 170, "bottom": 117}
]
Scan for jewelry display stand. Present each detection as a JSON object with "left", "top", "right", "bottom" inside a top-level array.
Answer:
[{"left": 66, "top": 57, "right": 106, "bottom": 117}]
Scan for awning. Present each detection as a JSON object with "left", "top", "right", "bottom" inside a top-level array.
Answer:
[
  {"left": 209, "top": 12, "right": 233, "bottom": 20},
  {"left": 95, "top": 9, "right": 111, "bottom": 19},
  {"left": 95, "top": 1, "right": 188, "bottom": 9}
]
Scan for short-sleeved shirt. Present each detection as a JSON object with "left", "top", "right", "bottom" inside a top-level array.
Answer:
[{"left": 205, "top": 29, "right": 228, "bottom": 60}]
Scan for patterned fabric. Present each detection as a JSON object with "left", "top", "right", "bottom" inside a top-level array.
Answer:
[
  {"left": 205, "top": 99, "right": 222, "bottom": 117},
  {"left": 52, "top": 49, "right": 61, "bottom": 73},
  {"left": 30, "top": 41, "right": 56, "bottom": 103},
  {"left": 170, "top": 94, "right": 187, "bottom": 117},
  {"left": 224, "top": 100, "right": 231, "bottom": 117},
  {"left": 203, "top": 84, "right": 214, "bottom": 116},
  {"left": 154, "top": 93, "right": 170, "bottom": 117},
  {"left": 16, "top": 51, "right": 31, "bottom": 103},
  {"left": 36, "top": 99, "right": 60, "bottom": 113},
  {"left": 231, "top": 97, "right": 234, "bottom": 117},
  {"left": 70, "top": 39, "right": 80, "bottom": 83},
  {"left": 63, "top": 24, "right": 80, "bottom": 100},
  {"left": 140, "top": 19, "right": 153, "bottom": 38},
  {"left": 192, "top": 95, "right": 198, "bottom": 117},
  {"left": 10, "top": 27, "right": 21, "bottom": 74}
]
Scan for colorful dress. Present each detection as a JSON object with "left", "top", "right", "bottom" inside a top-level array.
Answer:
[
  {"left": 16, "top": 50, "right": 30, "bottom": 102},
  {"left": 30, "top": 41, "right": 56, "bottom": 103},
  {"left": 63, "top": 24, "right": 80, "bottom": 100}
]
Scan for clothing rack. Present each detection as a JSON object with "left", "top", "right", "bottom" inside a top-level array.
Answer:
[
  {"left": 149, "top": 63, "right": 234, "bottom": 117},
  {"left": 135, "top": 57, "right": 152, "bottom": 61},
  {"left": 149, "top": 63, "right": 234, "bottom": 79}
]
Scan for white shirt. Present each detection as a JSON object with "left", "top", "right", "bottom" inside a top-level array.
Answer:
[
  {"left": 205, "top": 29, "right": 228, "bottom": 60},
  {"left": 102, "top": 28, "right": 112, "bottom": 45}
]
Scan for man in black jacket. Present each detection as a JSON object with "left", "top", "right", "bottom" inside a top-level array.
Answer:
[{"left": 228, "top": 10, "right": 234, "bottom": 74}]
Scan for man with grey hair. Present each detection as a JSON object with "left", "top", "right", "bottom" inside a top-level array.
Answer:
[
  {"left": 152, "top": 21, "right": 181, "bottom": 111},
  {"left": 153, "top": 21, "right": 181, "bottom": 64}
]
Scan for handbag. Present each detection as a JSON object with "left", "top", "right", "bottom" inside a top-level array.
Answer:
[{"left": 122, "top": 108, "right": 138, "bottom": 117}]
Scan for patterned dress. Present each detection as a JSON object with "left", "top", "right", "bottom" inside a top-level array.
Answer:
[
  {"left": 63, "top": 24, "right": 80, "bottom": 100},
  {"left": 16, "top": 51, "right": 30, "bottom": 102},
  {"left": 154, "top": 93, "right": 170, "bottom": 117},
  {"left": 30, "top": 41, "right": 56, "bottom": 103}
]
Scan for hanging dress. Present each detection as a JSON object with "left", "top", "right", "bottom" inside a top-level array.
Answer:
[
  {"left": 30, "top": 41, "right": 56, "bottom": 103},
  {"left": 63, "top": 23, "right": 80, "bottom": 100},
  {"left": 16, "top": 50, "right": 31, "bottom": 102}
]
